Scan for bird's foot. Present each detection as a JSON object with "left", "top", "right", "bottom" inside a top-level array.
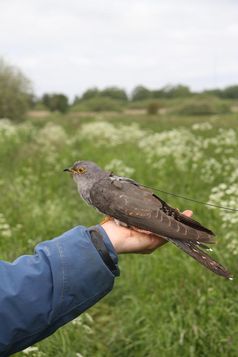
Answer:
[{"left": 100, "top": 216, "right": 113, "bottom": 225}]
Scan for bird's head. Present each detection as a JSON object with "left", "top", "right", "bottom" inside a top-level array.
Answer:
[{"left": 64, "top": 160, "right": 105, "bottom": 190}]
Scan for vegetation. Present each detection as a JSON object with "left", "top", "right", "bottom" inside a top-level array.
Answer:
[
  {"left": 147, "top": 101, "right": 160, "bottom": 115},
  {"left": 71, "top": 96, "right": 123, "bottom": 112},
  {"left": 23, "top": 84, "right": 238, "bottom": 115},
  {"left": 78, "top": 87, "right": 128, "bottom": 102},
  {"left": 42, "top": 93, "right": 69, "bottom": 113},
  {"left": 177, "top": 97, "right": 231, "bottom": 116},
  {"left": 205, "top": 85, "right": 238, "bottom": 99},
  {"left": 131, "top": 85, "right": 152, "bottom": 101},
  {"left": 80, "top": 87, "right": 237, "bottom": 115},
  {"left": 0, "top": 110, "right": 237, "bottom": 357},
  {"left": 1, "top": 57, "right": 238, "bottom": 356},
  {"left": 0, "top": 59, "right": 32, "bottom": 121},
  {"left": 71, "top": 87, "right": 128, "bottom": 112}
]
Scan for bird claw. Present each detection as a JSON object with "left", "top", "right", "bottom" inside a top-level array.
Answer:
[{"left": 100, "top": 216, "right": 113, "bottom": 225}]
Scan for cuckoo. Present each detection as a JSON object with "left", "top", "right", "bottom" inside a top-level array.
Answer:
[{"left": 64, "top": 160, "right": 232, "bottom": 279}]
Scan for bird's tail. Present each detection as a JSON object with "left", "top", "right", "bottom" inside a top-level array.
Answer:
[{"left": 166, "top": 237, "right": 232, "bottom": 279}]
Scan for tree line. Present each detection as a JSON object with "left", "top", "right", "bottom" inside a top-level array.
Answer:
[
  {"left": 1, "top": 58, "right": 238, "bottom": 120},
  {"left": 34, "top": 84, "right": 238, "bottom": 113}
]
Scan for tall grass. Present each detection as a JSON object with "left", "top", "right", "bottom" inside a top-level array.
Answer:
[{"left": 0, "top": 112, "right": 237, "bottom": 356}]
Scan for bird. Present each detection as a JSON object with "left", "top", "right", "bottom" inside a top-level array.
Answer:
[{"left": 64, "top": 160, "right": 232, "bottom": 279}]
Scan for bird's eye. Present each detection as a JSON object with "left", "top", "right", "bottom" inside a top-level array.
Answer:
[{"left": 76, "top": 167, "right": 86, "bottom": 174}]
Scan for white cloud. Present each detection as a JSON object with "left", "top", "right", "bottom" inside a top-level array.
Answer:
[{"left": 0, "top": 0, "right": 237, "bottom": 98}]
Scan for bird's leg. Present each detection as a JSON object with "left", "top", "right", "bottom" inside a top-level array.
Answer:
[{"left": 100, "top": 215, "right": 113, "bottom": 225}]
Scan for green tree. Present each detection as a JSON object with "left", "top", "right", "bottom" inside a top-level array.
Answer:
[
  {"left": 203, "top": 89, "right": 223, "bottom": 97},
  {"left": 131, "top": 85, "right": 151, "bottom": 101},
  {"left": 73, "top": 95, "right": 80, "bottom": 105},
  {"left": 222, "top": 85, "right": 238, "bottom": 99},
  {"left": 0, "top": 58, "right": 32, "bottom": 121},
  {"left": 81, "top": 88, "right": 99, "bottom": 100},
  {"left": 152, "top": 89, "right": 166, "bottom": 99},
  {"left": 27, "top": 94, "right": 38, "bottom": 108},
  {"left": 160, "top": 84, "right": 191, "bottom": 98},
  {"left": 101, "top": 87, "right": 128, "bottom": 101},
  {"left": 42, "top": 94, "right": 51, "bottom": 108},
  {"left": 42, "top": 93, "right": 69, "bottom": 113}
]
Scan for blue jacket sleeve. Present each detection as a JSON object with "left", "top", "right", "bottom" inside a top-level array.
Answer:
[{"left": 0, "top": 225, "right": 119, "bottom": 356}]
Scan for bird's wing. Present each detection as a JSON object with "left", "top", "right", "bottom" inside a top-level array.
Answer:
[
  {"left": 90, "top": 176, "right": 232, "bottom": 279},
  {"left": 110, "top": 174, "right": 214, "bottom": 234},
  {"left": 90, "top": 176, "right": 215, "bottom": 243}
]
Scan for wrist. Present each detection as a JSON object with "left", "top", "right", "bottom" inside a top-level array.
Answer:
[
  {"left": 101, "top": 220, "right": 128, "bottom": 254},
  {"left": 88, "top": 225, "right": 120, "bottom": 276}
]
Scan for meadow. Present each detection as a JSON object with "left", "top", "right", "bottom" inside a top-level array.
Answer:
[{"left": 0, "top": 110, "right": 238, "bottom": 357}]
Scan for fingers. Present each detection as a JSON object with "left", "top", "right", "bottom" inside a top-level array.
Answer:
[
  {"left": 182, "top": 210, "right": 193, "bottom": 217},
  {"left": 122, "top": 233, "right": 166, "bottom": 254},
  {"left": 141, "top": 235, "right": 167, "bottom": 253}
]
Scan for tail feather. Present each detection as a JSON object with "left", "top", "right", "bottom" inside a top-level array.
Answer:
[
  {"left": 166, "top": 237, "right": 232, "bottom": 279},
  {"left": 176, "top": 211, "right": 215, "bottom": 235}
]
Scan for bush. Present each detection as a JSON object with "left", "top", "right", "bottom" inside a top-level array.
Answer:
[
  {"left": 147, "top": 102, "right": 160, "bottom": 115},
  {"left": 77, "top": 87, "right": 128, "bottom": 103},
  {"left": 81, "top": 88, "right": 100, "bottom": 101},
  {"left": 222, "top": 85, "right": 238, "bottom": 99},
  {"left": 153, "top": 85, "right": 191, "bottom": 99},
  {"left": 42, "top": 93, "right": 69, "bottom": 113},
  {"left": 177, "top": 98, "right": 230, "bottom": 116},
  {"left": 131, "top": 85, "right": 152, "bottom": 101},
  {"left": 32, "top": 102, "right": 48, "bottom": 111},
  {"left": 101, "top": 87, "right": 128, "bottom": 101},
  {"left": 71, "top": 97, "right": 122, "bottom": 112},
  {"left": 0, "top": 58, "right": 32, "bottom": 121}
]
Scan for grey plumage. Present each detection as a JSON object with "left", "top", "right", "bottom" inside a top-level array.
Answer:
[{"left": 64, "top": 160, "right": 232, "bottom": 279}]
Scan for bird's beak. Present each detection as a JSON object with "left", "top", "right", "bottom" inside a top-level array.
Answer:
[{"left": 64, "top": 167, "right": 73, "bottom": 173}]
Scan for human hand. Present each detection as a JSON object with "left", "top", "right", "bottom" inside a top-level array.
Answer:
[{"left": 101, "top": 210, "right": 193, "bottom": 254}]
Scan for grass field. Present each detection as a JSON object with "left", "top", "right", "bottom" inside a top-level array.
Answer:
[{"left": 0, "top": 111, "right": 238, "bottom": 356}]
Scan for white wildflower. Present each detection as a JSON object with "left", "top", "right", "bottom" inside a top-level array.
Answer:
[
  {"left": 192, "top": 122, "right": 212, "bottom": 131},
  {"left": 0, "top": 213, "right": 12, "bottom": 238},
  {"left": 208, "top": 182, "right": 238, "bottom": 233},
  {"left": 227, "top": 239, "right": 238, "bottom": 255},
  {"left": 200, "top": 158, "right": 222, "bottom": 183},
  {"left": 23, "top": 346, "right": 39, "bottom": 354},
  {"left": 35, "top": 123, "right": 68, "bottom": 148},
  {"left": 83, "top": 324, "right": 93, "bottom": 334},
  {"left": 105, "top": 159, "right": 135, "bottom": 177},
  {"left": 138, "top": 128, "right": 200, "bottom": 171},
  {"left": 0, "top": 119, "right": 17, "bottom": 138},
  {"left": 84, "top": 312, "right": 93, "bottom": 323},
  {"left": 72, "top": 313, "right": 93, "bottom": 335},
  {"left": 79, "top": 121, "right": 145, "bottom": 146},
  {"left": 72, "top": 316, "right": 83, "bottom": 326}
]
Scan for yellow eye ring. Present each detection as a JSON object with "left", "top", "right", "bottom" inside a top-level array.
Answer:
[{"left": 76, "top": 167, "right": 86, "bottom": 174}]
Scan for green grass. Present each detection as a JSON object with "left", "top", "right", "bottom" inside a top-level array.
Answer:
[{"left": 0, "top": 111, "right": 238, "bottom": 357}]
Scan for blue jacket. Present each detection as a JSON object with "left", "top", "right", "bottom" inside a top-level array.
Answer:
[{"left": 0, "top": 225, "right": 120, "bottom": 356}]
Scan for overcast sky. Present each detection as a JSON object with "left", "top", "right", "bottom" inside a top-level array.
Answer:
[{"left": 1, "top": 0, "right": 238, "bottom": 98}]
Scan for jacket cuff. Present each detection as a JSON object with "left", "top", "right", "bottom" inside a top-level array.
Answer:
[{"left": 88, "top": 224, "right": 120, "bottom": 277}]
